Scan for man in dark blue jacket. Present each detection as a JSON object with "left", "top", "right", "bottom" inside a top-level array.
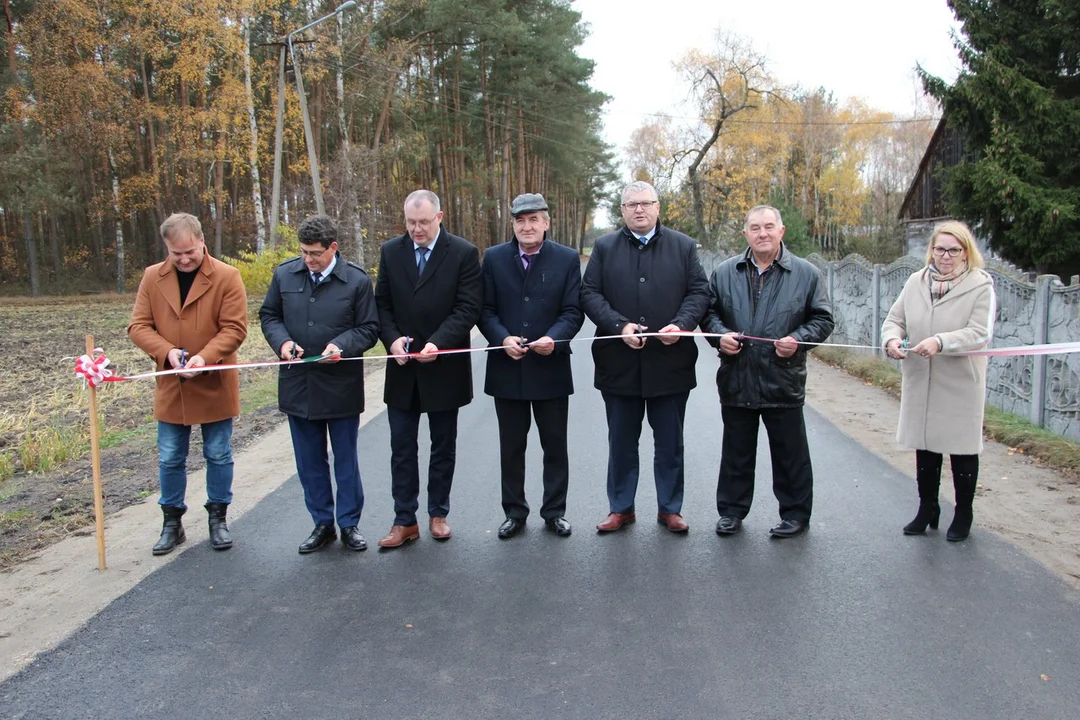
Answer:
[
  {"left": 702, "top": 205, "right": 834, "bottom": 539},
  {"left": 260, "top": 215, "right": 381, "bottom": 554},
  {"left": 581, "top": 181, "right": 710, "bottom": 535},
  {"left": 480, "top": 193, "right": 584, "bottom": 539}
]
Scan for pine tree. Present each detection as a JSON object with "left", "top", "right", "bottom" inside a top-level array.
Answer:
[{"left": 921, "top": 0, "right": 1080, "bottom": 276}]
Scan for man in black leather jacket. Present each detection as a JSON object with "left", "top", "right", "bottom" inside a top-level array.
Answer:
[{"left": 702, "top": 205, "right": 834, "bottom": 538}]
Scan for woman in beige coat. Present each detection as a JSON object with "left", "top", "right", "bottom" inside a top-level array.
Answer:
[{"left": 881, "top": 221, "right": 995, "bottom": 541}]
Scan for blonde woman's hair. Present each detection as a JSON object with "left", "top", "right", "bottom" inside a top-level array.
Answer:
[{"left": 925, "top": 221, "right": 985, "bottom": 269}]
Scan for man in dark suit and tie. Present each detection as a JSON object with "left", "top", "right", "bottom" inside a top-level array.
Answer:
[
  {"left": 374, "top": 189, "right": 482, "bottom": 548},
  {"left": 480, "top": 193, "right": 584, "bottom": 539}
]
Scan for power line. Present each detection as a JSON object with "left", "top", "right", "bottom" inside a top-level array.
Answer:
[{"left": 298, "top": 46, "right": 940, "bottom": 130}]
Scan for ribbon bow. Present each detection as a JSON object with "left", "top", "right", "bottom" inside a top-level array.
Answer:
[{"left": 75, "top": 350, "right": 114, "bottom": 388}]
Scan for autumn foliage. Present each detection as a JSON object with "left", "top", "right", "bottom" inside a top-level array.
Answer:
[{"left": 0, "top": 0, "right": 614, "bottom": 296}]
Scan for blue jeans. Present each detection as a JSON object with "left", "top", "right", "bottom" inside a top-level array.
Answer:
[{"left": 158, "top": 418, "right": 234, "bottom": 509}]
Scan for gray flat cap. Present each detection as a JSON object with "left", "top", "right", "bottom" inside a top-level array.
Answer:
[{"left": 510, "top": 193, "right": 549, "bottom": 216}]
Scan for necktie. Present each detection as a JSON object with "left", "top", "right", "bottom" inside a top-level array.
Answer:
[
  {"left": 312, "top": 271, "right": 322, "bottom": 286},
  {"left": 522, "top": 254, "right": 533, "bottom": 273},
  {"left": 416, "top": 246, "right": 428, "bottom": 274}
]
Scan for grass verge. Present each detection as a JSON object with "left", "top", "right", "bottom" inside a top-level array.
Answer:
[{"left": 811, "top": 345, "right": 1080, "bottom": 477}]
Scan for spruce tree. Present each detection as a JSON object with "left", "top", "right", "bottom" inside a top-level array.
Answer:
[{"left": 921, "top": 0, "right": 1080, "bottom": 276}]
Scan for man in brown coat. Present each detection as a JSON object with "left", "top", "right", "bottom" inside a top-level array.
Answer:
[{"left": 129, "top": 213, "right": 248, "bottom": 556}]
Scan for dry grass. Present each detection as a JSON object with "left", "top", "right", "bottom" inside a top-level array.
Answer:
[{"left": 811, "top": 346, "right": 1080, "bottom": 477}]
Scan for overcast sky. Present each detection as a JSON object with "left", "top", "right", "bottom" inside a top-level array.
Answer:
[{"left": 574, "top": 0, "right": 962, "bottom": 177}]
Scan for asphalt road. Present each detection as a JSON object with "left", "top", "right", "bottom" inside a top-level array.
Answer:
[{"left": 3, "top": 327, "right": 1079, "bottom": 719}]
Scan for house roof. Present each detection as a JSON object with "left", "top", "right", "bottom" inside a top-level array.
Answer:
[{"left": 898, "top": 116, "right": 949, "bottom": 220}]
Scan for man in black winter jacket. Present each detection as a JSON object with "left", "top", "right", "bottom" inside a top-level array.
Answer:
[
  {"left": 581, "top": 181, "right": 710, "bottom": 535},
  {"left": 702, "top": 205, "right": 834, "bottom": 539},
  {"left": 260, "top": 215, "right": 381, "bottom": 554}
]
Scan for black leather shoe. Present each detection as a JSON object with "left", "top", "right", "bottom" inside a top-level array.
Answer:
[
  {"left": 769, "top": 519, "right": 808, "bottom": 538},
  {"left": 498, "top": 517, "right": 526, "bottom": 539},
  {"left": 298, "top": 524, "right": 336, "bottom": 554},
  {"left": 715, "top": 516, "right": 742, "bottom": 536},
  {"left": 340, "top": 526, "right": 367, "bottom": 551},
  {"left": 545, "top": 516, "right": 572, "bottom": 537}
]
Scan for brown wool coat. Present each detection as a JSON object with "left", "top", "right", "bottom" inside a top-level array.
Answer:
[
  {"left": 128, "top": 253, "right": 248, "bottom": 426},
  {"left": 881, "top": 267, "right": 996, "bottom": 455}
]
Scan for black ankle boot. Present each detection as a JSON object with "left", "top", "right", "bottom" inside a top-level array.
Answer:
[
  {"left": 904, "top": 451, "right": 942, "bottom": 535},
  {"left": 205, "top": 502, "right": 233, "bottom": 550},
  {"left": 903, "top": 502, "right": 941, "bottom": 535},
  {"left": 947, "top": 467, "right": 977, "bottom": 542},
  {"left": 152, "top": 505, "right": 187, "bottom": 556}
]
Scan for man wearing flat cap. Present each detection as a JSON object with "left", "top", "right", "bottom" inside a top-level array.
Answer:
[{"left": 479, "top": 193, "right": 584, "bottom": 538}]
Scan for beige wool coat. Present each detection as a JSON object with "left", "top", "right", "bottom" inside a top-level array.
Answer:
[
  {"left": 128, "top": 253, "right": 248, "bottom": 426},
  {"left": 881, "top": 267, "right": 996, "bottom": 455}
]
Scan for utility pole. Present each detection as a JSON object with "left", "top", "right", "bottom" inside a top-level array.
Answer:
[
  {"left": 269, "top": 44, "right": 287, "bottom": 247},
  {"left": 289, "top": 32, "right": 325, "bottom": 216},
  {"left": 268, "top": 1, "right": 357, "bottom": 238}
]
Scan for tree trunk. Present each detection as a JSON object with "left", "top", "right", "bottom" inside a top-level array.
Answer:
[
  {"left": 140, "top": 58, "right": 166, "bottom": 228},
  {"left": 516, "top": 104, "right": 526, "bottom": 193},
  {"left": 500, "top": 100, "right": 512, "bottom": 245},
  {"left": 25, "top": 214, "right": 40, "bottom": 296},
  {"left": 214, "top": 132, "right": 225, "bottom": 257},
  {"left": 242, "top": 18, "right": 267, "bottom": 252},
  {"left": 481, "top": 55, "right": 499, "bottom": 247},
  {"left": 86, "top": 169, "right": 106, "bottom": 276},
  {"left": 48, "top": 209, "right": 62, "bottom": 280},
  {"left": 109, "top": 150, "right": 125, "bottom": 293},
  {"left": 337, "top": 12, "right": 363, "bottom": 266}
]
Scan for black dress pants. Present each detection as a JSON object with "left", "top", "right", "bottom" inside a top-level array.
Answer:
[
  {"left": 716, "top": 405, "right": 814, "bottom": 522},
  {"left": 494, "top": 396, "right": 569, "bottom": 521},
  {"left": 387, "top": 387, "right": 458, "bottom": 527},
  {"left": 602, "top": 391, "right": 689, "bottom": 515}
]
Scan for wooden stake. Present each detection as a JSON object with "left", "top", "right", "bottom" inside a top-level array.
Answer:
[{"left": 86, "top": 335, "right": 107, "bottom": 570}]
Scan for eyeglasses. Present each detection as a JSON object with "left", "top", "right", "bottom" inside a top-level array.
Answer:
[
  {"left": 621, "top": 201, "right": 658, "bottom": 210},
  {"left": 933, "top": 246, "right": 964, "bottom": 258},
  {"left": 299, "top": 245, "right": 333, "bottom": 258}
]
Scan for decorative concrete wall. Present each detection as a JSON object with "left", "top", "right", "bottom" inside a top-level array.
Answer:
[{"left": 700, "top": 249, "right": 1080, "bottom": 441}]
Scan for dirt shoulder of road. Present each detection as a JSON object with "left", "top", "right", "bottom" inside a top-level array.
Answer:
[{"left": 806, "top": 359, "right": 1080, "bottom": 588}]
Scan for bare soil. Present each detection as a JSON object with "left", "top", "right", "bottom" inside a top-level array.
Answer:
[{"left": 0, "top": 294, "right": 379, "bottom": 569}]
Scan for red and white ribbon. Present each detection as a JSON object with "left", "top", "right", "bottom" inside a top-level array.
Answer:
[
  {"left": 70, "top": 333, "right": 1080, "bottom": 387},
  {"left": 74, "top": 350, "right": 114, "bottom": 388}
]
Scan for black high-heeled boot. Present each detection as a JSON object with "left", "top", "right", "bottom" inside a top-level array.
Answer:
[
  {"left": 904, "top": 450, "right": 942, "bottom": 535},
  {"left": 947, "top": 455, "right": 979, "bottom": 542}
]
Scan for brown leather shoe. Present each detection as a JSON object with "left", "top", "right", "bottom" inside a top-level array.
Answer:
[
  {"left": 657, "top": 513, "right": 689, "bottom": 533},
  {"left": 596, "top": 512, "right": 636, "bottom": 533},
  {"left": 377, "top": 524, "right": 419, "bottom": 548},
  {"left": 429, "top": 516, "right": 452, "bottom": 541}
]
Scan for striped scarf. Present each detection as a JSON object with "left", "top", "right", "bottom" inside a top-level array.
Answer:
[{"left": 928, "top": 263, "right": 969, "bottom": 301}]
